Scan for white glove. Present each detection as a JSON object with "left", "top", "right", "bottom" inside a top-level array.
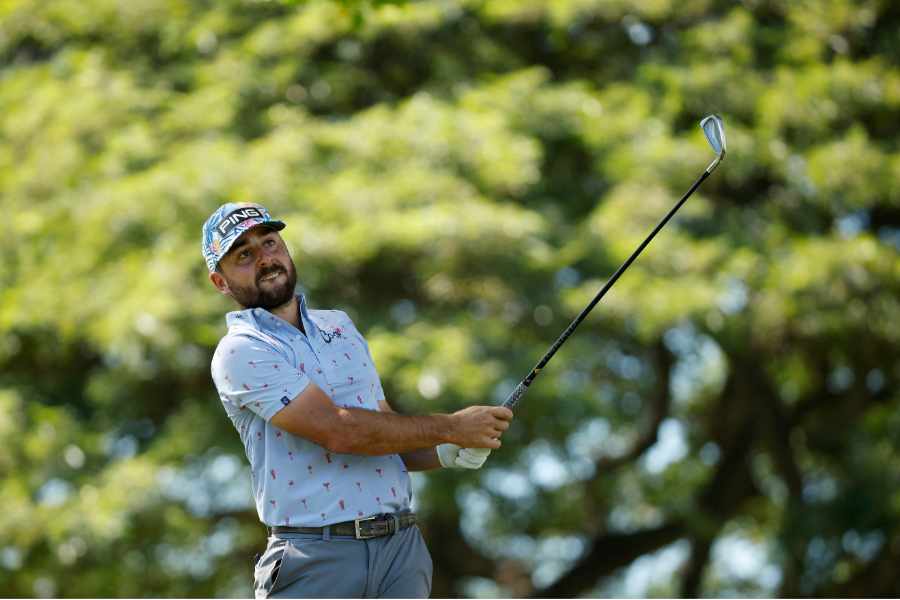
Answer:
[
  {"left": 455, "top": 447, "right": 491, "bottom": 469},
  {"left": 436, "top": 443, "right": 462, "bottom": 468},
  {"left": 436, "top": 444, "right": 491, "bottom": 469}
]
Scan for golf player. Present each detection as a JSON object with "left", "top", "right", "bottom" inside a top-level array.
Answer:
[{"left": 202, "top": 202, "right": 513, "bottom": 598}]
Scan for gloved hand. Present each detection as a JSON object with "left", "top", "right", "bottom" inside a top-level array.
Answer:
[
  {"left": 455, "top": 447, "right": 491, "bottom": 469},
  {"left": 436, "top": 443, "right": 492, "bottom": 469}
]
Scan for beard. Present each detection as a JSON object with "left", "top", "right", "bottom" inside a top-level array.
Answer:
[{"left": 227, "top": 259, "right": 298, "bottom": 311}]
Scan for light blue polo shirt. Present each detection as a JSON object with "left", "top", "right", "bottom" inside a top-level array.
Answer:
[{"left": 210, "top": 294, "right": 412, "bottom": 528}]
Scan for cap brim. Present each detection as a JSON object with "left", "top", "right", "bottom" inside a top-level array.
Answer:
[
  {"left": 217, "top": 220, "right": 287, "bottom": 263},
  {"left": 257, "top": 220, "right": 286, "bottom": 232}
]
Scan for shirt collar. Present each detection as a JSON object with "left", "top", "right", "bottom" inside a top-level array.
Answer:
[{"left": 225, "top": 293, "right": 314, "bottom": 335}]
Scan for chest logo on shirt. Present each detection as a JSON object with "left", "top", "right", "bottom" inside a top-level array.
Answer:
[{"left": 319, "top": 326, "right": 344, "bottom": 343}]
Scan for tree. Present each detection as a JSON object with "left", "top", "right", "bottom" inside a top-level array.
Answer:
[{"left": 1, "top": 0, "right": 899, "bottom": 596}]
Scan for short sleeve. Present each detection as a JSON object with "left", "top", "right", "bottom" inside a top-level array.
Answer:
[{"left": 211, "top": 334, "right": 311, "bottom": 421}]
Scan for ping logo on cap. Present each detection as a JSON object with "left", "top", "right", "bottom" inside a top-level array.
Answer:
[{"left": 218, "top": 207, "right": 264, "bottom": 236}]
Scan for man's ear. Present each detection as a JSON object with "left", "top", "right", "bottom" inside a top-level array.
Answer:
[{"left": 209, "top": 271, "right": 230, "bottom": 296}]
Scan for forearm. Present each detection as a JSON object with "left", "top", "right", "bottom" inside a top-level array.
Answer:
[
  {"left": 271, "top": 384, "right": 511, "bottom": 457},
  {"left": 329, "top": 407, "right": 453, "bottom": 456},
  {"left": 399, "top": 447, "right": 442, "bottom": 471}
]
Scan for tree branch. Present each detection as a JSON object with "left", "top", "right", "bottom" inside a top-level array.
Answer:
[
  {"left": 679, "top": 536, "right": 714, "bottom": 598},
  {"left": 533, "top": 521, "right": 687, "bottom": 598}
]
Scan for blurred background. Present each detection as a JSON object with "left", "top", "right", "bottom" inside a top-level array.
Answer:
[{"left": 2, "top": 0, "right": 899, "bottom": 597}]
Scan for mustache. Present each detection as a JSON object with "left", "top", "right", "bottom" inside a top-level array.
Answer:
[{"left": 256, "top": 265, "right": 286, "bottom": 283}]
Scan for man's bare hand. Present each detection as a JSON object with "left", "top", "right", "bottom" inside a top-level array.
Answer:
[{"left": 448, "top": 406, "right": 513, "bottom": 449}]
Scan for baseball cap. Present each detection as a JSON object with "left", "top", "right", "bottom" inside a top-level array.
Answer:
[{"left": 202, "top": 202, "right": 286, "bottom": 272}]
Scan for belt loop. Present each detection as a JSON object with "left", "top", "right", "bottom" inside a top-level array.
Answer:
[
  {"left": 391, "top": 514, "right": 399, "bottom": 535},
  {"left": 323, "top": 525, "right": 331, "bottom": 541}
]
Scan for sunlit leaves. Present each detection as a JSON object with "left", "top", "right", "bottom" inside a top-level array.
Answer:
[{"left": 2, "top": 0, "right": 900, "bottom": 597}]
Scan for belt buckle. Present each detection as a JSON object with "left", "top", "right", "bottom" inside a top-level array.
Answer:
[{"left": 354, "top": 515, "right": 378, "bottom": 540}]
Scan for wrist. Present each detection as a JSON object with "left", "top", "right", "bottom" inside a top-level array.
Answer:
[{"left": 434, "top": 413, "right": 457, "bottom": 445}]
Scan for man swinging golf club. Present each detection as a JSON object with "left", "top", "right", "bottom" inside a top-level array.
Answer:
[
  {"left": 202, "top": 203, "right": 513, "bottom": 598},
  {"left": 202, "top": 114, "right": 724, "bottom": 598}
]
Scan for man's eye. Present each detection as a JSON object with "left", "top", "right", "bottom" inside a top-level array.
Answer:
[{"left": 264, "top": 239, "right": 276, "bottom": 247}]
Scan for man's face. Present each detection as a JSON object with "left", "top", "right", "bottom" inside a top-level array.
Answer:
[{"left": 210, "top": 227, "right": 297, "bottom": 310}]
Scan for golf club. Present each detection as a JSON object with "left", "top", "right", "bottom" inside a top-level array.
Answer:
[{"left": 502, "top": 114, "right": 727, "bottom": 410}]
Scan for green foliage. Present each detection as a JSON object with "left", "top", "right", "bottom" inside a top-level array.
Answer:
[{"left": 2, "top": 0, "right": 900, "bottom": 597}]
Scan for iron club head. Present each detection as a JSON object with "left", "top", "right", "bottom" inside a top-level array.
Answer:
[{"left": 700, "top": 114, "right": 726, "bottom": 173}]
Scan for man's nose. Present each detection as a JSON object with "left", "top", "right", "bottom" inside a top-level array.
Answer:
[
  {"left": 257, "top": 253, "right": 279, "bottom": 269},
  {"left": 258, "top": 246, "right": 284, "bottom": 269}
]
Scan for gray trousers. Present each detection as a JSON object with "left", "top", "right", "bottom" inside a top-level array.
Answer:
[{"left": 254, "top": 525, "right": 433, "bottom": 598}]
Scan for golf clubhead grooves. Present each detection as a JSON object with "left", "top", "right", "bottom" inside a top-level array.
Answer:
[{"left": 502, "top": 115, "right": 727, "bottom": 410}]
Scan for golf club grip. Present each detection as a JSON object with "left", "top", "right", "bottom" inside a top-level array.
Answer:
[
  {"left": 501, "top": 169, "right": 711, "bottom": 411},
  {"left": 502, "top": 381, "right": 529, "bottom": 409}
]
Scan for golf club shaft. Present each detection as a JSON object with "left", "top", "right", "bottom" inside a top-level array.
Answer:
[{"left": 502, "top": 169, "right": 712, "bottom": 409}]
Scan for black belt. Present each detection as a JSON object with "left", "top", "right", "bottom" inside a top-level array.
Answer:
[{"left": 269, "top": 512, "right": 417, "bottom": 540}]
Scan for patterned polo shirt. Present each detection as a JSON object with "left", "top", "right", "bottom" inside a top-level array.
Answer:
[{"left": 210, "top": 294, "right": 412, "bottom": 528}]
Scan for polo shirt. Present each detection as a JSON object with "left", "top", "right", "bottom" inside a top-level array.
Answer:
[{"left": 210, "top": 294, "right": 412, "bottom": 527}]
